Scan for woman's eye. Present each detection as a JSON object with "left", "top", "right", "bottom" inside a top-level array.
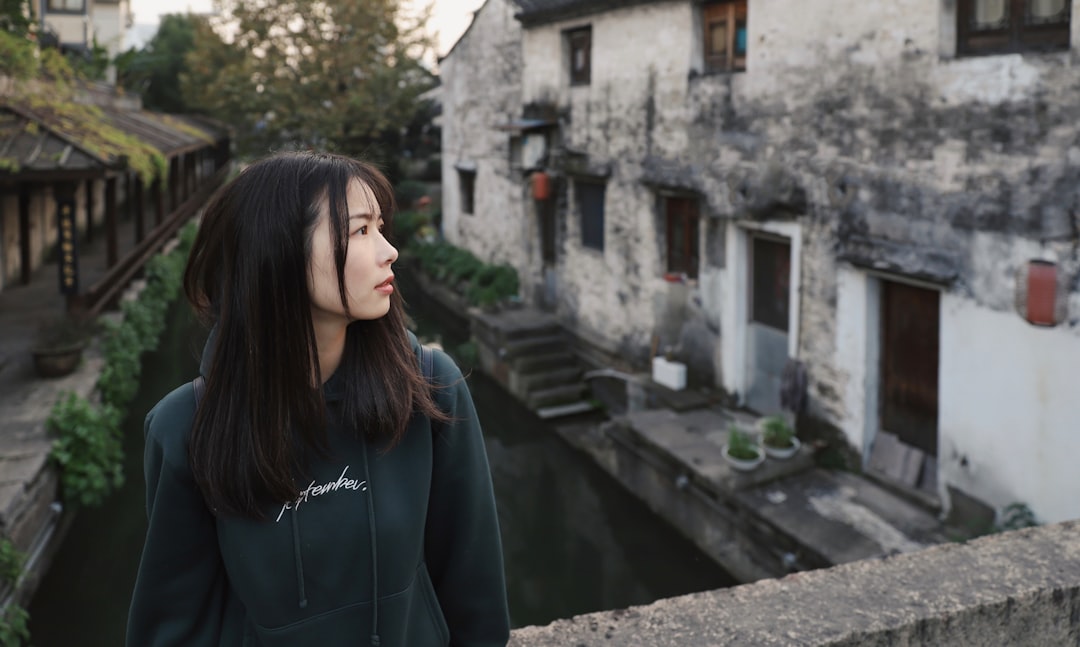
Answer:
[{"left": 359, "top": 225, "right": 368, "bottom": 236}]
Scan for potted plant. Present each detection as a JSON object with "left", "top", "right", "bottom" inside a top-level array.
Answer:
[
  {"left": 31, "top": 313, "right": 97, "bottom": 378},
  {"left": 759, "top": 415, "right": 801, "bottom": 459},
  {"left": 722, "top": 426, "right": 765, "bottom": 471}
]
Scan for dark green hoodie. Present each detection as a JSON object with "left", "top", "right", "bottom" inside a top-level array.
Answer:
[{"left": 127, "top": 333, "right": 510, "bottom": 646}]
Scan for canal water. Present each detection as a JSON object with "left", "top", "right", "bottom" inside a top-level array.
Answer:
[{"left": 29, "top": 289, "right": 734, "bottom": 643}]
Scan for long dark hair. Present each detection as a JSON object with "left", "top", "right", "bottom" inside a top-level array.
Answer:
[{"left": 184, "top": 151, "right": 445, "bottom": 518}]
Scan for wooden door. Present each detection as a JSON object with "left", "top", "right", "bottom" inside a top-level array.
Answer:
[{"left": 880, "top": 281, "right": 939, "bottom": 457}]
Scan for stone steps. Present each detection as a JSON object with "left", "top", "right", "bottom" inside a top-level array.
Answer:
[
  {"left": 501, "top": 333, "right": 566, "bottom": 359},
  {"left": 527, "top": 383, "right": 588, "bottom": 410},
  {"left": 516, "top": 366, "right": 583, "bottom": 392},
  {"left": 513, "top": 351, "right": 578, "bottom": 374}
]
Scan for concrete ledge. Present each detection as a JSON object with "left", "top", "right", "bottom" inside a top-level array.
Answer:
[{"left": 509, "top": 520, "right": 1080, "bottom": 646}]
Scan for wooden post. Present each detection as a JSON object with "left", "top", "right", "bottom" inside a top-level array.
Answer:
[
  {"left": 84, "top": 178, "right": 94, "bottom": 243},
  {"left": 133, "top": 174, "right": 145, "bottom": 244},
  {"left": 18, "top": 183, "right": 31, "bottom": 286},
  {"left": 153, "top": 176, "right": 164, "bottom": 226},
  {"left": 105, "top": 176, "right": 118, "bottom": 268},
  {"left": 168, "top": 157, "right": 178, "bottom": 211}
]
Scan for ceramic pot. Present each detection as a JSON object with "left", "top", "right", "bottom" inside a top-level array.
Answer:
[{"left": 722, "top": 444, "right": 765, "bottom": 471}]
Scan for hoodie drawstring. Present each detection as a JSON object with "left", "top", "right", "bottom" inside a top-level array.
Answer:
[
  {"left": 290, "top": 507, "right": 309, "bottom": 609},
  {"left": 362, "top": 441, "right": 381, "bottom": 647}
]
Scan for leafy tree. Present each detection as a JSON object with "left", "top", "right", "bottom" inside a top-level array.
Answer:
[
  {"left": 0, "top": 0, "right": 32, "bottom": 37},
  {"left": 117, "top": 13, "right": 198, "bottom": 112},
  {"left": 181, "top": 0, "right": 436, "bottom": 161}
]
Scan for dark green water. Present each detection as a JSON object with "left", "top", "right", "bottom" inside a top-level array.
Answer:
[{"left": 28, "top": 292, "right": 734, "bottom": 644}]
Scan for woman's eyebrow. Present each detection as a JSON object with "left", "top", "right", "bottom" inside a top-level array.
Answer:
[{"left": 348, "top": 213, "right": 374, "bottom": 222}]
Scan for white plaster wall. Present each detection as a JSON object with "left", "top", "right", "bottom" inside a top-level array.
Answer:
[
  {"left": 45, "top": 14, "right": 90, "bottom": 46},
  {"left": 747, "top": 0, "right": 938, "bottom": 98},
  {"left": 834, "top": 266, "right": 870, "bottom": 455},
  {"left": 523, "top": 3, "right": 692, "bottom": 161},
  {"left": 520, "top": 3, "right": 699, "bottom": 356},
  {"left": 440, "top": 0, "right": 527, "bottom": 275},
  {"left": 939, "top": 294, "right": 1080, "bottom": 524}
]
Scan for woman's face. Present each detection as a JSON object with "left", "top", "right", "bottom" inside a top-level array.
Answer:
[{"left": 307, "top": 178, "right": 399, "bottom": 326}]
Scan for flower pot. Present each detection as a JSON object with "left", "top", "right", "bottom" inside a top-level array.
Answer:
[
  {"left": 722, "top": 444, "right": 765, "bottom": 472},
  {"left": 32, "top": 345, "right": 85, "bottom": 378},
  {"left": 763, "top": 436, "right": 801, "bottom": 460}
]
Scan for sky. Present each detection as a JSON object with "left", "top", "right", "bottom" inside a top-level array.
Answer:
[{"left": 127, "top": 0, "right": 486, "bottom": 58}]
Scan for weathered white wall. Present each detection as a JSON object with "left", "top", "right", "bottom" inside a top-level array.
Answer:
[
  {"left": 940, "top": 295, "right": 1080, "bottom": 524},
  {"left": 521, "top": 2, "right": 699, "bottom": 360},
  {"left": 449, "top": 0, "right": 1080, "bottom": 519},
  {"left": 440, "top": 0, "right": 528, "bottom": 277}
]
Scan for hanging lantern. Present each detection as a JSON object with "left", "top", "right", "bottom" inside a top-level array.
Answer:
[
  {"left": 532, "top": 171, "right": 551, "bottom": 201},
  {"left": 1015, "top": 259, "right": 1065, "bottom": 327}
]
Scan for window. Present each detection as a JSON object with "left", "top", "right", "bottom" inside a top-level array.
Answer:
[
  {"left": 958, "top": 0, "right": 1070, "bottom": 56},
  {"left": 458, "top": 170, "right": 476, "bottom": 215},
  {"left": 703, "top": 1, "right": 747, "bottom": 73},
  {"left": 575, "top": 180, "right": 604, "bottom": 251},
  {"left": 46, "top": 0, "right": 84, "bottom": 11},
  {"left": 567, "top": 27, "right": 592, "bottom": 86},
  {"left": 665, "top": 197, "right": 700, "bottom": 279}
]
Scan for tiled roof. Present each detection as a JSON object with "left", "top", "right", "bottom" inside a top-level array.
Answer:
[
  {"left": 0, "top": 105, "right": 109, "bottom": 178},
  {"left": 514, "top": 0, "right": 663, "bottom": 26},
  {"left": 0, "top": 95, "right": 225, "bottom": 181}
]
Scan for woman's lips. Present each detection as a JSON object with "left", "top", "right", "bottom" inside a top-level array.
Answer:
[{"left": 375, "top": 274, "right": 395, "bottom": 295}]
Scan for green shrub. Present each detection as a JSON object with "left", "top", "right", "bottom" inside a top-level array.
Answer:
[
  {"left": 0, "top": 604, "right": 29, "bottom": 647},
  {"left": 411, "top": 241, "right": 519, "bottom": 308},
  {"left": 392, "top": 210, "right": 431, "bottom": 249},
  {"left": 394, "top": 180, "right": 429, "bottom": 209},
  {"left": 48, "top": 393, "right": 124, "bottom": 507},
  {"left": 51, "top": 219, "right": 196, "bottom": 509},
  {"left": 0, "top": 536, "right": 28, "bottom": 646},
  {"left": 466, "top": 264, "right": 519, "bottom": 307}
]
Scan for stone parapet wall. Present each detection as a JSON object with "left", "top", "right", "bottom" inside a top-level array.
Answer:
[{"left": 509, "top": 520, "right": 1080, "bottom": 646}]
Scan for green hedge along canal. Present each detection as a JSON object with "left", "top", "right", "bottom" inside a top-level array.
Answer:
[{"left": 29, "top": 294, "right": 734, "bottom": 644}]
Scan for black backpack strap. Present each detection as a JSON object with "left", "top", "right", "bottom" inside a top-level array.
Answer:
[{"left": 192, "top": 375, "right": 206, "bottom": 406}]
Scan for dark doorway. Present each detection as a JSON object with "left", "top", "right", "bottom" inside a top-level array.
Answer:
[{"left": 880, "top": 280, "right": 939, "bottom": 457}]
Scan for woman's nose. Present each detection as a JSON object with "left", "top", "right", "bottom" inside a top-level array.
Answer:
[{"left": 382, "top": 236, "right": 399, "bottom": 265}]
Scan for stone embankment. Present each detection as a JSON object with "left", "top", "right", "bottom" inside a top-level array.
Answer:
[{"left": 509, "top": 519, "right": 1080, "bottom": 646}]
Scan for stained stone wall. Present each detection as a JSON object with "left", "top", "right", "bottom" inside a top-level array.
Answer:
[{"left": 441, "top": 0, "right": 1080, "bottom": 521}]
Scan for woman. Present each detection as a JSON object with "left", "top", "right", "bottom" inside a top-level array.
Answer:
[{"left": 127, "top": 152, "right": 510, "bottom": 646}]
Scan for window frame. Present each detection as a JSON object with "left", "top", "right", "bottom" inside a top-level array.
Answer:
[
  {"left": 957, "top": 0, "right": 1071, "bottom": 56},
  {"left": 574, "top": 179, "right": 605, "bottom": 252},
  {"left": 703, "top": 0, "right": 748, "bottom": 74},
  {"left": 664, "top": 196, "right": 700, "bottom": 279},
  {"left": 566, "top": 26, "right": 592, "bottom": 86},
  {"left": 46, "top": 0, "right": 86, "bottom": 13},
  {"left": 458, "top": 169, "right": 476, "bottom": 216}
]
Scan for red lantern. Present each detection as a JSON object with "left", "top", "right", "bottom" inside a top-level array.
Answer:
[
  {"left": 1015, "top": 259, "right": 1060, "bottom": 327},
  {"left": 532, "top": 171, "right": 551, "bottom": 201}
]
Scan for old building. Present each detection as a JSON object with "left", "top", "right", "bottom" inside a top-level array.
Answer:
[
  {"left": 441, "top": 0, "right": 1080, "bottom": 524},
  {"left": 40, "top": 0, "right": 134, "bottom": 84}
]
